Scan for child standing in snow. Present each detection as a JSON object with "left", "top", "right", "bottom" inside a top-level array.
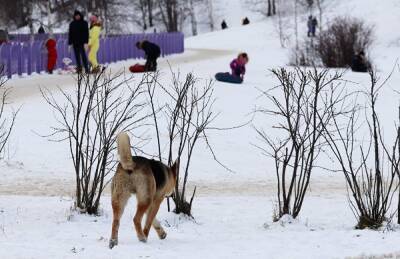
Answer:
[
  {"left": 45, "top": 37, "right": 57, "bottom": 74},
  {"left": 88, "top": 14, "right": 102, "bottom": 73},
  {"left": 215, "top": 53, "right": 249, "bottom": 84}
]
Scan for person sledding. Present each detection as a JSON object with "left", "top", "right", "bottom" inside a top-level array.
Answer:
[
  {"left": 215, "top": 53, "right": 249, "bottom": 84},
  {"left": 130, "top": 40, "right": 161, "bottom": 73}
]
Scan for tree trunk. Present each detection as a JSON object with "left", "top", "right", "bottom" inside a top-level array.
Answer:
[
  {"left": 147, "top": 0, "right": 153, "bottom": 27},
  {"left": 267, "top": 0, "right": 272, "bottom": 16},
  {"left": 189, "top": 0, "right": 197, "bottom": 36},
  {"left": 272, "top": 0, "right": 276, "bottom": 15},
  {"left": 208, "top": 0, "right": 214, "bottom": 31}
]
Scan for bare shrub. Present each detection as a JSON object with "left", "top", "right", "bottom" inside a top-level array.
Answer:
[
  {"left": 41, "top": 71, "right": 148, "bottom": 215},
  {"left": 323, "top": 70, "right": 398, "bottom": 229},
  {"left": 144, "top": 72, "right": 218, "bottom": 217},
  {"left": 256, "top": 67, "right": 345, "bottom": 220},
  {"left": 317, "top": 16, "right": 373, "bottom": 68},
  {"left": 0, "top": 65, "right": 18, "bottom": 158}
]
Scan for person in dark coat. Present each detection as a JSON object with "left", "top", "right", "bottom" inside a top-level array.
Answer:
[
  {"left": 311, "top": 17, "right": 318, "bottom": 37},
  {"left": 351, "top": 51, "right": 369, "bottom": 72},
  {"left": 38, "top": 25, "right": 45, "bottom": 34},
  {"left": 68, "top": 10, "right": 89, "bottom": 73},
  {"left": 136, "top": 40, "right": 161, "bottom": 71},
  {"left": 307, "top": 16, "right": 313, "bottom": 37},
  {"left": 221, "top": 20, "right": 228, "bottom": 30},
  {"left": 242, "top": 17, "right": 250, "bottom": 25}
]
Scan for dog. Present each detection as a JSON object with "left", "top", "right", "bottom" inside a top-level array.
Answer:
[{"left": 109, "top": 132, "right": 178, "bottom": 249}]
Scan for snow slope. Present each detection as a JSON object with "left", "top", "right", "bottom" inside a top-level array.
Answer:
[{"left": 1, "top": 0, "right": 400, "bottom": 258}]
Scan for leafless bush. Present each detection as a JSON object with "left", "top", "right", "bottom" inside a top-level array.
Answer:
[
  {"left": 0, "top": 65, "right": 18, "bottom": 158},
  {"left": 317, "top": 16, "right": 373, "bottom": 68},
  {"left": 323, "top": 70, "right": 398, "bottom": 229},
  {"left": 144, "top": 72, "right": 217, "bottom": 217},
  {"left": 256, "top": 66, "right": 345, "bottom": 220},
  {"left": 41, "top": 70, "right": 148, "bottom": 215}
]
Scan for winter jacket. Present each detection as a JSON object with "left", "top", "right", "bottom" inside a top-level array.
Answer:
[
  {"left": 89, "top": 24, "right": 101, "bottom": 50},
  {"left": 45, "top": 38, "right": 57, "bottom": 71},
  {"left": 88, "top": 24, "right": 101, "bottom": 67},
  {"left": 142, "top": 41, "right": 161, "bottom": 59},
  {"left": 230, "top": 59, "right": 246, "bottom": 78},
  {"left": 351, "top": 54, "right": 368, "bottom": 72},
  {"left": 68, "top": 11, "right": 89, "bottom": 46}
]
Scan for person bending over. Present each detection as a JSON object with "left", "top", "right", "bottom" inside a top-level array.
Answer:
[{"left": 136, "top": 40, "right": 161, "bottom": 72}]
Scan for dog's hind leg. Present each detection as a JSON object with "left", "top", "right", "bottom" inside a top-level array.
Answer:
[
  {"left": 109, "top": 191, "right": 130, "bottom": 249},
  {"left": 143, "top": 197, "right": 164, "bottom": 239},
  {"left": 152, "top": 217, "right": 167, "bottom": 239},
  {"left": 133, "top": 196, "right": 152, "bottom": 242}
]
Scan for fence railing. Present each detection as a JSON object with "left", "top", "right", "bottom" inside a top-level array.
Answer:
[{"left": 0, "top": 32, "right": 184, "bottom": 78}]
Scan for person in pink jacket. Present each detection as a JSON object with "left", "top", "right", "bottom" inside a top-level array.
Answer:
[{"left": 215, "top": 53, "right": 249, "bottom": 84}]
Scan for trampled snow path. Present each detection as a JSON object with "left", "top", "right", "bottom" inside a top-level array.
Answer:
[{"left": 6, "top": 48, "right": 236, "bottom": 102}]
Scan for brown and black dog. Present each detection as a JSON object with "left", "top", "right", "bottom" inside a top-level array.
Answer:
[{"left": 109, "top": 132, "right": 178, "bottom": 249}]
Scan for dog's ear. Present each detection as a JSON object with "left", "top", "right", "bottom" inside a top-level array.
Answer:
[{"left": 171, "top": 158, "right": 179, "bottom": 175}]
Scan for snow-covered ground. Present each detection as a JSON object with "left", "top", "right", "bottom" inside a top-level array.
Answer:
[{"left": 1, "top": 0, "right": 400, "bottom": 258}]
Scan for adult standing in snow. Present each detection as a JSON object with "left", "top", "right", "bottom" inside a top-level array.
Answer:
[
  {"left": 68, "top": 10, "right": 89, "bottom": 74},
  {"left": 221, "top": 20, "right": 228, "bottom": 30},
  {"left": 38, "top": 24, "right": 45, "bottom": 34},
  {"left": 0, "top": 29, "right": 8, "bottom": 44},
  {"left": 88, "top": 14, "right": 102, "bottom": 73},
  {"left": 136, "top": 40, "right": 161, "bottom": 71},
  {"left": 307, "top": 16, "right": 313, "bottom": 37},
  {"left": 311, "top": 17, "right": 318, "bottom": 37},
  {"left": 242, "top": 17, "right": 250, "bottom": 25}
]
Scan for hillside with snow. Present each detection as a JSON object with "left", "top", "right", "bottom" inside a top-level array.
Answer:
[{"left": 1, "top": 0, "right": 400, "bottom": 258}]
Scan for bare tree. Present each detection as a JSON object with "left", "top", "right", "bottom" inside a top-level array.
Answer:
[
  {"left": 323, "top": 70, "right": 398, "bottom": 229},
  {"left": 145, "top": 72, "right": 218, "bottom": 216},
  {"left": 41, "top": 71, "right": 148, "bottom": 215},
  {"left": 256, "top": 67, "right": 345, "bottom": 220},
  {"left": 188, "top": 0, "right": 198, "bottom": 36},
  {"left": 158, "top": 0, "right": 180, "bottom": 32}
]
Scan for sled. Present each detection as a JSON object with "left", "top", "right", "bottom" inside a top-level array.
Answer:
[
  {"left": 129, "top": 63, "right": 146, "bottom": 73},
  {"left": 215, "top": 72, "right": 243, "bottom": 84}
]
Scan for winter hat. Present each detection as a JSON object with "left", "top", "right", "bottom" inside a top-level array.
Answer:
[
  {"left": 90, "top": 14, "right": 98, "bottom": 23},
  {"left": 73, "top": 10, "right": 82, "bottom": 19}
]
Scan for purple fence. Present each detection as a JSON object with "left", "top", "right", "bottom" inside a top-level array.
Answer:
[{"left": 0, "top": 32, "right": 184, "bottom": 78}]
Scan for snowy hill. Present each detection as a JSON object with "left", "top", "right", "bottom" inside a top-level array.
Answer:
[{"left": 1, "top": 0, "right": 400, "bottom": 258}]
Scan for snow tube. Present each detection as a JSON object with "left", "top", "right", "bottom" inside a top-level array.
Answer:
[
  {"left": 129, "top": 64, "right": 146, "bottom": 73},
  {"left": 215, "top": 72, "right": 243, "bottom": 84}
]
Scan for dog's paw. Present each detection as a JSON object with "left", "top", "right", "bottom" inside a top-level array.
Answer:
[
  {"left": 109, "top": 239, "right": 118, "bottom": 249},
  {"left": 138, "top": 236, "right": 147, "bottom": 243},
  {"left": 159, "top": 231, "right": 167, "bottom": 240}
]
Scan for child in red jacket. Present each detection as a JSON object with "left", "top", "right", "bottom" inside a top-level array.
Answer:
[{"left": 45, "top": 38, "right": 57, "bottom": 74}]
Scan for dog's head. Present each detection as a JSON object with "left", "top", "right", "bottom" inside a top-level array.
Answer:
[{"left": 166, "top": 159, "right": 179, "bottom": 195}]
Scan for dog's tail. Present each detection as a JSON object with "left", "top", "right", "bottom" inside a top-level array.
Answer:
[{"left": 117, "top": 132, "right": 135, "bottom": 171}]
